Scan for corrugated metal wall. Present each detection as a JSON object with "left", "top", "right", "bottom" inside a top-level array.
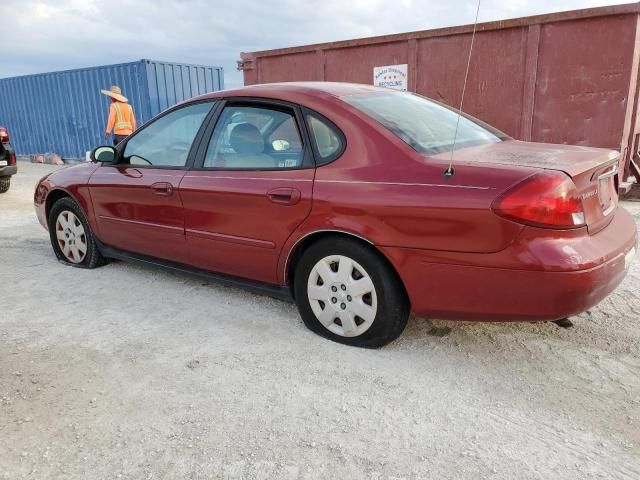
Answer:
[
  {"left": 239, "top": 4, "right": 640, "bottom": 178},
  {"left": 144, "top": 60, "right": 223, "bottom": 118},
  {"left": 0, "top": 59, "right": 224, "bottom": 158}
]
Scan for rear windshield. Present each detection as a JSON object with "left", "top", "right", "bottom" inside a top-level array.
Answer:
[{"left": 343, "top": 91, "right": 507, "bottom": 156}]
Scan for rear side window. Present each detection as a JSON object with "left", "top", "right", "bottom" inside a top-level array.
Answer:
[
  {"left": 305, "top": 111, "right": 345, "bottom": 165},
  {"left": 204, "top": 105, "right": 304, "bottom": 169}
]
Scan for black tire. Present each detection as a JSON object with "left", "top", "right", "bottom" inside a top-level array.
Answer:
[
  {"left": 0, "top": 176, "right": 10, "bottom": 193},
  {"left": 294, "top": 236, "right": 409, "bottom": 348},
  {"left": 48, "top": 197, "right": 105, "bottom": 269}
]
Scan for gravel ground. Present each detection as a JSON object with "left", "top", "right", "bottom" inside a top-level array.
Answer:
[{"left": 1, "top": 161, "right": 639, "bottom": 480}]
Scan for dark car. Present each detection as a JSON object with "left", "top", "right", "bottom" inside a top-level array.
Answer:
[
  {"left": 34, "top": 83, "right": 637, "bottom": 348},
  {"left": 0, "top": 126, "right": 17, "bottom": 193}
]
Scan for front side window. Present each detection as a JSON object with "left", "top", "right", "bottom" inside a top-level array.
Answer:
[
  {"left": 122, "top": 102, "right": 213, "bottom": 167},
  {"left": 204, "top": 105, "right": 304, "bottom": 169},
  {"left": 343, "top": 91, "right": 507, "bottom": 156}
]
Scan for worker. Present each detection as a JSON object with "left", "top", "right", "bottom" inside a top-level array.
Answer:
[{"left": 101, "top": 85, "right": 136, "bottom": 145}]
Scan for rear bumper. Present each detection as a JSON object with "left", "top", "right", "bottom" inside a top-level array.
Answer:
[
  {"left": 381, "top": 207, "right": 638, "bottom": 321},
  {"left": 0, "top": 165, "right": 17, "bottom": 176}
]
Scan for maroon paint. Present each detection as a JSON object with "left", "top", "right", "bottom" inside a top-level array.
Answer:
[
  {"left": 34, "top": 83, "right": 638, "bottom": 322},
  {"left": 88, "top": 166, "right": 188, "bottom": 264},
  {"left": 34, "top": 163, "right": 99, "bottom": 231},
  {"left": 378, "top": 206, "right": 636, "bottom": 320},
  {"left": 179, "top": 168, "right": 314, "bottom": 284}
]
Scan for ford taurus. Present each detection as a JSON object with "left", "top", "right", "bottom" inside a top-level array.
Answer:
[{"left": 34, "top": 83, "right": 638, "bottom": 347}]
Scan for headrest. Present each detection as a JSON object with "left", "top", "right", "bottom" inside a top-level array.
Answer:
[{"left": 229, "top": 123, "right": 265, "bottom": 155}]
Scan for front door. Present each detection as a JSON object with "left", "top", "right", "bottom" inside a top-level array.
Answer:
[
  {"left": 180, "top": 101, "right": 314, "bottom": 284},
  {"left": 89, "top": 101, "right": 215, "bottom": 263}
]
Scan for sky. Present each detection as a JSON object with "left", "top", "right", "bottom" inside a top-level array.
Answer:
[{"left": 1, "top": 0, "right": 635, "bottom": 88}]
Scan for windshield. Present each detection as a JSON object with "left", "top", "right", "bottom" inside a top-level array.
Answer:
[{"left": 343, "top": 91, "right": 507, "bottom": 156}]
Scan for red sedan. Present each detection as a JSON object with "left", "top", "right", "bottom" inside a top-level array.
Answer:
[{"left": 34, "top": 83, "right": 637, "bottom": 347}]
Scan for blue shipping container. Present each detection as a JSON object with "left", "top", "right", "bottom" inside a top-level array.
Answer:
[{"left": 0, "top": 59, "right": 224, "bottom": 159}]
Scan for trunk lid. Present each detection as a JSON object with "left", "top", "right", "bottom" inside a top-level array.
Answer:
[{"left": 435, "top": 140, "right": 620, "bottom": 233}]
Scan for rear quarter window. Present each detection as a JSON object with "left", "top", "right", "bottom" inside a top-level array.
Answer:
[{"left": 304, "top": 110, "right": 345, "bottom": 166}]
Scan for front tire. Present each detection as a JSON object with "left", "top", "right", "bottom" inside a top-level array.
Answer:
[
  {"left": 294, "top": 237, "right": 409, "bottom": 348},
  {"left": 48, "top": 197, "right": 105, "bottom": 268}
]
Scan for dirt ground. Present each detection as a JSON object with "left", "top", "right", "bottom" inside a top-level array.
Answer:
[{"left": 1, "top": 161, "right": 639, "bottom": 480}]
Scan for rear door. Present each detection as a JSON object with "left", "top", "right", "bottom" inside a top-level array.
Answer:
[
  {"left": 89, "top": 101, "right": 215, "bottom": 263},
  {"left": 179, "top": 99, "right": 315, "bottom": 284}
]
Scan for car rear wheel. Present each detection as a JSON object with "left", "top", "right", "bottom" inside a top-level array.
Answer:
[
  {"left": 0, "top": 176, "right": 10, "bottom": 193},
  {"left": 294, "top": 237, "right": 409, "bottom": 348},
  {"left": 48, "top": 197, "right": 105, "bottom": 268}
]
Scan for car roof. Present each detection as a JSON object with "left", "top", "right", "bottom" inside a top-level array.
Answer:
[{"left": 193, "top": 82, "right": 391, "bottom": 102}]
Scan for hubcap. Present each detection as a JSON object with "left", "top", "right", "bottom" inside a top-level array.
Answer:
[
  {"left": 307, "top": 255, "right": 378, "bottom": 337},
  {"left": 55, "top": 211, "right": 87, "bottom": 264}
]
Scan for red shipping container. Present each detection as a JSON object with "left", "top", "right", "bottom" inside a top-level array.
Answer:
[{"left": 239, "top": 4, "right": 640, "bottom": 182}]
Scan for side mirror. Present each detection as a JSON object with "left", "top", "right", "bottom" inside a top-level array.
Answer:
[
  {"left": 91, "top": 146, "right": 116, "bottom": 163},
  {"left": 272, "top": 139, "right": 290, "bottom": 152}
]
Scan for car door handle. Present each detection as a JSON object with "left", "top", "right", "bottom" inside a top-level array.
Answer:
[
  {"left": 267, "top": 187, "right": 301, "bottom": 205},
  {"left": 151, "top": 182, "right": 173, "bottom": 196}
]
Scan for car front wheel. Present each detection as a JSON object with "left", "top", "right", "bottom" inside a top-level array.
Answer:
[
  {"left": 48, "top": 197, "right": 105, "bottom": 268},
  {"left": 294, "top": 237, "right": 409, "bottom": 348}
]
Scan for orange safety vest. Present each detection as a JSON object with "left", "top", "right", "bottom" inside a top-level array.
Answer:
[{"left": 106, "top": 101, "right": 136, "bottom": 135}]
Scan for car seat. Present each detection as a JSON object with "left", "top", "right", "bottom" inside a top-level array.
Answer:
[{"left": 221, "top": 123, "right": 276, "bottom": 168}]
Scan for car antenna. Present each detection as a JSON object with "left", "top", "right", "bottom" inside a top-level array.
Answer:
[{"left": 444, "top": 0, "right": 481, "bottom": 178}]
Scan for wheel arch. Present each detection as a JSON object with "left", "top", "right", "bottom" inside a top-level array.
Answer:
[
  {"left": 45, "top": 188, "right": 74, "bottom": 220},
  {"left": 284, "top": 230, "right": 409, "bottom": 304}
]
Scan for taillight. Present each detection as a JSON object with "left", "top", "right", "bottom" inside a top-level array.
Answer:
[
  {"left": 0, "top": 128, "right": 8, "bottom": 143},
  {"left": 492, "top": 171, "right": 585, "bottom": 229},
  {"left": 9, "top": 153, "right": 17, "bottom": 166}
]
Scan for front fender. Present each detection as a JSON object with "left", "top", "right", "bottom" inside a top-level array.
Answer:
[{"left": 35, "top": 163, "right": 100, "bottom": 235}]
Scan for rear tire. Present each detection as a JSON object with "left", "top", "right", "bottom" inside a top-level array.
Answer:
[
  {"left": 48, "top": 197, "right": 105, "bottom": 268},
  {"left": 294, "top": 237, "right": 409, "bottom": 348},
  {"left": 0, "top": 176, "right": 10, "bottom": 193}
]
